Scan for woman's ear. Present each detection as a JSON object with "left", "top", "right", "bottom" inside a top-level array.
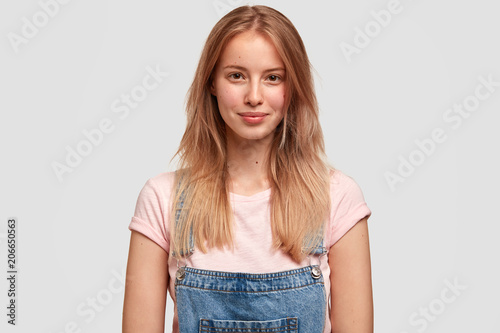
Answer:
[{"left": 210, "top": 81, "right": 216, "bottom": 96}]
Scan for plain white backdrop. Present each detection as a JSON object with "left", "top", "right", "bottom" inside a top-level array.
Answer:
[{"left": 1, "top": 0, "right": 499, "bottom": 332}]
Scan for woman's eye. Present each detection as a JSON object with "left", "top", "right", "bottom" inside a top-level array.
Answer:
[
  {"left": 229, "top": 73, "right": 242, "bottom": 80},
  {"left": 268, "top": 75, "right": 280, "bottom": 82}
]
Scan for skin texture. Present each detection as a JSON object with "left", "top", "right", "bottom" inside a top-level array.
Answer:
[
  {"left": 329, "top": 217, "right": 373, "bottom": 332},
  {"left": 123, "top": 231, "right": 168, "bottom": 333},
  {"left": 122, "top": 30, "right": 373, "bottom": 332}
]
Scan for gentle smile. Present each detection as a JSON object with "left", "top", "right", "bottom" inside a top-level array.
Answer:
[
  {"left": 239, "top": 112, "right": 267, "bottom": 117},
  {"left": 238, "top": 112, "right": 268, "bottom": 124}
]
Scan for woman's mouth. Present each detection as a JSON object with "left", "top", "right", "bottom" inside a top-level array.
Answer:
[{"left": 239, "top": 112, "right": 267, "bottom": 124}]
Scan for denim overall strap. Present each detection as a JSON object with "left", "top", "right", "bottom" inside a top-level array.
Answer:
[
  {"left": 175, "top": 266, "right": 327, "bottom": 332},
  {"left": 301, "top": 231, "right": 327, "bottom": 279},
  {"left": 301, "top": 229, "right": 327, "bottom": 256},
  {"left": 171, "top": 173, "right": 194, "bottom": 259}
]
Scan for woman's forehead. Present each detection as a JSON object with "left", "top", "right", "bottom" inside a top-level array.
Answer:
[{"left": 217, "top": 31, "right": 284, "bottom": 71}]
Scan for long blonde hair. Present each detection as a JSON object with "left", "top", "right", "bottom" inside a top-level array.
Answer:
[{"left": 171, "top": 5, "right": 332, "bottom": 262}]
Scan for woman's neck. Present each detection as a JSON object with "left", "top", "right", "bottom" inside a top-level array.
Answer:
[{"left": 226, "top": 135, "right": 273, "bottom": 196}]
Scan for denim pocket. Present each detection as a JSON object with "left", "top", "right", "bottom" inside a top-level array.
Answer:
[{"left": 199, "top": 317, "right": 298, "bottom": 332}]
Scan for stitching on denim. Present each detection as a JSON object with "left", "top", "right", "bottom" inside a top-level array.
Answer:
[
  {"left": 180, "top": 266, "right": 320, "bottom": 280},
  {"left": 199, "top": 319, "right": 298, "bottom": 333},
  {"left": 175, "top": 281, "right": 324, "bottom": 293}
]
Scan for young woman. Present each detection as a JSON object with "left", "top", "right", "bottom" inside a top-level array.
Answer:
[{"left": 123, "top": 5, "right": 373, "bottom": 333}]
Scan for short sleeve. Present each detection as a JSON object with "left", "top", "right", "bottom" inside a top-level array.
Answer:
[
  {"left": 128, "top": 174, "right": 174, "bottom": 253},
  {"left": 327, "top": 170, "right": 371, "bottom": 248}
]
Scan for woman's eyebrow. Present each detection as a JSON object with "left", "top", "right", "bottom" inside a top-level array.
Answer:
[{"left": 223, "top": 65, "right": 285, "bottom": 72}]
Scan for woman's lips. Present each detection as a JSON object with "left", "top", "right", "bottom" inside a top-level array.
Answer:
[{"left": 239, "top": 112, "right": 267, "bottom": 124}]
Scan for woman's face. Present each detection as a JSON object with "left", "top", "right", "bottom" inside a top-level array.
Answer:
[{"left": 211, "top": 31, "right": 286, "bottom": 144}]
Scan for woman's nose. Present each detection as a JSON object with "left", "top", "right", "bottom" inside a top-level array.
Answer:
[{"left": 245, "top": 82, "right": 263, "bottom": 106}]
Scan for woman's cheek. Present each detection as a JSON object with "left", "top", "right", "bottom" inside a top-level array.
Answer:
[
  {"left": 268, "top": 88, "right": 286, "bottom": 110},
  {"left": 221, "top": 86, "right": 242, "bottom": 108}
]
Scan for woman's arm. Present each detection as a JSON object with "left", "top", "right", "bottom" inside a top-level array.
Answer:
[
  {"left": 329, "top": 217, "right": 373, "bottom": 333},
  {"left": 123, "top": 231, "right": 169, "bottom": 333}
]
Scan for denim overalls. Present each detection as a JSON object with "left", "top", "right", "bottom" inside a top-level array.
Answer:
[{"left": 173, "top": 184, "right": 327, "bottom": 332}]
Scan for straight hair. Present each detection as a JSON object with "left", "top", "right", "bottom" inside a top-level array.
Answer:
[{"left": 171, "top": 5, "right": 332, "bottom": 262}]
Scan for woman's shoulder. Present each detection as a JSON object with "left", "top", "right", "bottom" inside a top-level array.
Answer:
[
  {"left": 148, "top": 170, "right": 176, "bottom": 187},
  {"left": 327, "top": 168, "right": 370, "bottom": 223},
  {"left": 129, "top": 171, "right": 177, "bottom": 253},
  {"left": 137, "top": 170, "right": 177, "bottom": 203},
  {"left": 326, "top": 168, "right": 371, "bottom": 246},
  {"left": 329, "top": 168, "right": 360, "bottom": 191}
]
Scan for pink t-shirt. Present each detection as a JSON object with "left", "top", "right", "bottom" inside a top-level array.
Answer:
[{"left": 129, "top": 169, "right": 371, "bottom": 332}]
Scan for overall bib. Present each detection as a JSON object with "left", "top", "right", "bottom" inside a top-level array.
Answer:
[{"left": 173, "top": 186, "right": 327, "bottom": 332}]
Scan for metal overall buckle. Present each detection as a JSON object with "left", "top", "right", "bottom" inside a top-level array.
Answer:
[
  {"left": 306, "top": 247, "right": 327, "bottom": 279},
  {"left": 175, "top": 248, "right": 194, "bottom": 281}
]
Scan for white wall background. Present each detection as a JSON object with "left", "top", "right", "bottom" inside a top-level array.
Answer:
[{"left": 1, "top": 0, "right": 499, "bottom": 332}]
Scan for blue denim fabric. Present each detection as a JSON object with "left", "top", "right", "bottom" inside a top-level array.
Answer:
[{"left": 175, "top": 266, "right": 326, "bottom": 332}]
